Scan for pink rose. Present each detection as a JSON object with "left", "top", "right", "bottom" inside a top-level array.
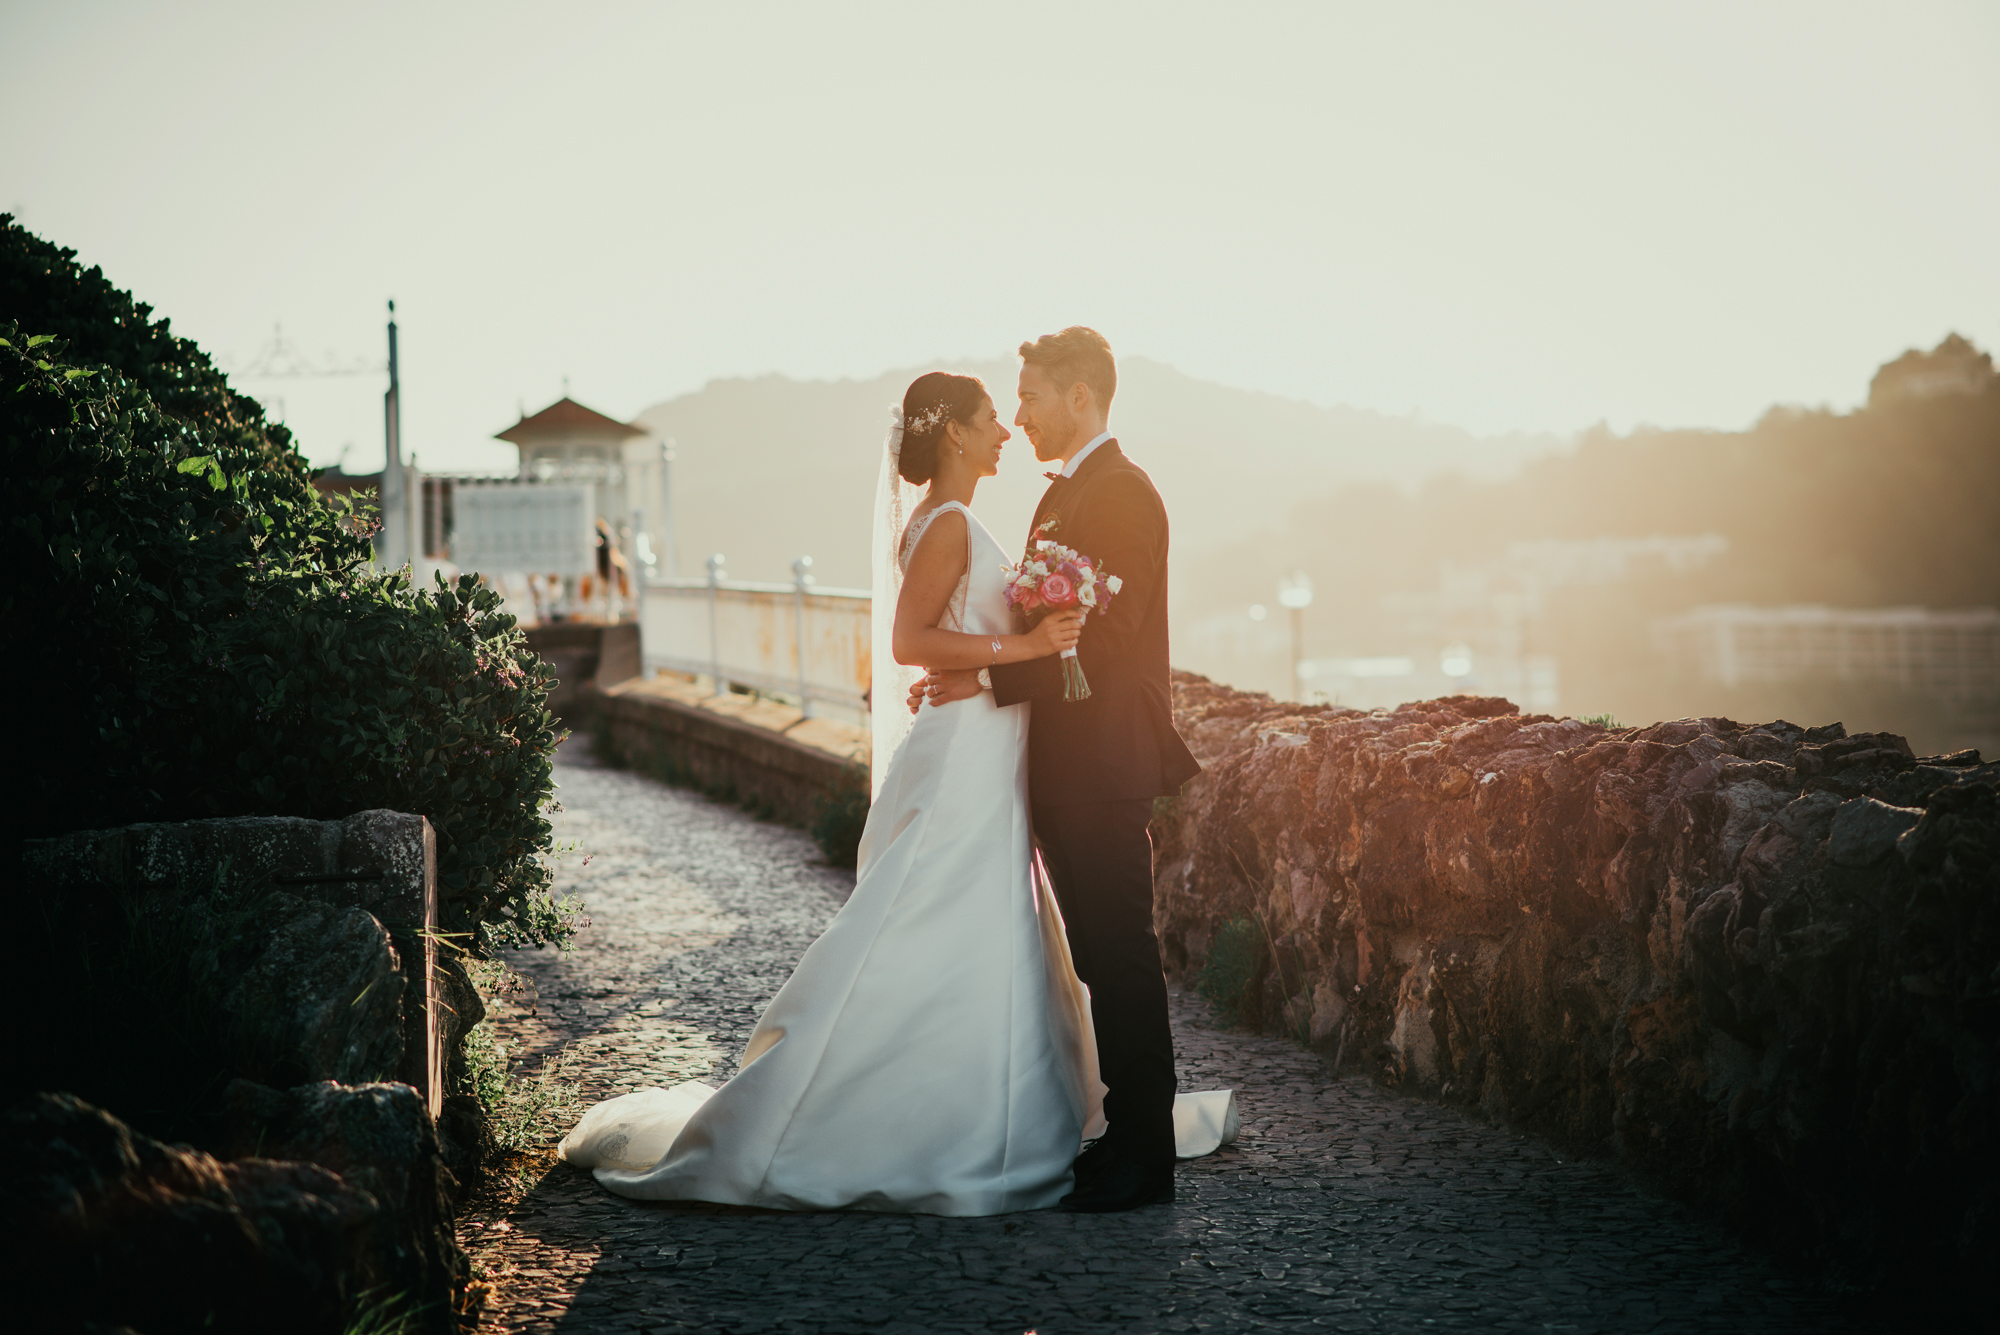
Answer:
[{"left": 1041, "top": 572, "right": 1076, "bottom": 606}]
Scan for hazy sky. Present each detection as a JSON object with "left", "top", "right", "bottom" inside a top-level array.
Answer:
[{"left": 4, "top": 0, "right": 1996, "bottom": 473}]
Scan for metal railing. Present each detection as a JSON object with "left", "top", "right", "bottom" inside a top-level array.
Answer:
[
  {"left": 641, "top": 554, "right": 872, "bottom": 725},
  {"left": 1653, "top": 604, "right": 2000, "bottom": 703}
]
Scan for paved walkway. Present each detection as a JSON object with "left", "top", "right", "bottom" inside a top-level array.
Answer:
[{"left": 460, "top": 744, "right": 1876, "bottom": 1334}]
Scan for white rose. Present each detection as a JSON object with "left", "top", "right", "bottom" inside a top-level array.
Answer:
[{"left": 1106, "top": 574, "right": 1123, "bottom": 594}]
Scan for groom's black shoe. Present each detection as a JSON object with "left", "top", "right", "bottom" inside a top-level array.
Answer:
[
  {"left": 1071, "top": 1136, "right": 1117, "bottom": 1189},
  {"left": 1060, "top": 1149, "right": 1174, "bottom": 1212}
]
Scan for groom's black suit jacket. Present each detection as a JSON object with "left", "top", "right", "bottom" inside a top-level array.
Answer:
[{"left": 990, "top": 441, "right": 1201, "bottom": 804}]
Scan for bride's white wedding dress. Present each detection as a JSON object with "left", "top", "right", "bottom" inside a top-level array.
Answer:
[{"left": 560, "top": 501, "right": 1235, "bottom": 1215}]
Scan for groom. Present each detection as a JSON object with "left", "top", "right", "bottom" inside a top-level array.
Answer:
[{"left": 915, "top": 326, "right": 1202, "bottom": 1211}]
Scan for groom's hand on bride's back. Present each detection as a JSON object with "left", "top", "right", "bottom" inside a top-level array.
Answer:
[{"left": 908, "top": 669, "right": 983, "bottom": 713}]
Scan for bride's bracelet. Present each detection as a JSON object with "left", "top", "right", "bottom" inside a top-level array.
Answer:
[{"left": 989, "top": 637, "right": 1002, "bottom": 664}]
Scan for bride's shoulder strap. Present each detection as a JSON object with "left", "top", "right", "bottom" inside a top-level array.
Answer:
[{"left": 901, "top": 502, "right": 970, "bottom": 564}]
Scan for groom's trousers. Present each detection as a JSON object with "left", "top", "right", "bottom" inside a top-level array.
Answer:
[{"left": 1033, "top": 796, "right": 1178, "bottom": 1168}]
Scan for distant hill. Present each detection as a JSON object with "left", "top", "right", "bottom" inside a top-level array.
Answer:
[
  {"left": 632, "top": 356, "right": 1566, "bottom": 589},
  {"left": 1182, "top": 334, "right": 2000, "bottom": 752}
]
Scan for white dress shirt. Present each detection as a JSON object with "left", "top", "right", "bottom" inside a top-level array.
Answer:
[{"left": 1061, "top": 430, "right": 1114, "bottom": 478}]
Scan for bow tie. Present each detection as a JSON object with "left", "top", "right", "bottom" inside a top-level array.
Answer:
[{"left": 1043, "top": 471, "right": 1068, "bottom": 482}]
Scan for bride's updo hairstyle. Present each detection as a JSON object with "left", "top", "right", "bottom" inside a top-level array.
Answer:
[{"left": 897, "top": 371, "right": 988, "bottom": 486}]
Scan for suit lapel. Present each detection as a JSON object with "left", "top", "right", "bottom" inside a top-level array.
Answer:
[{"left": 1024, "top": 440, "right": 1122, "bottom": 554}]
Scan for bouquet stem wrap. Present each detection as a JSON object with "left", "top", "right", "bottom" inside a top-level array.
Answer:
[{"left": 1058, "top": 645, "right": 1090, "bottom": 701}]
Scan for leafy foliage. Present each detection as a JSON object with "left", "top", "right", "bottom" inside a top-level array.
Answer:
[
  {"left": 340, "top": 1289, "right": 424, "bottom": 1335},
  {"left": 0, "top": 212, "right": 308, "bottom": 481},
  {"left": 455, "top": 958, "right": 583, "bottom": 1152},
  {"left": 809, "top": 762, "right": 870, "bottom": 869},
  {"left": 457, "top": 1026, "right": 583, "bottom": 1153},
  {"left": 1196, "top": 915, "right": 1267, "bottom": 1026},
  {"left": 1, "top": 217, "right": 569, "bottom": 949},
  {"left": 190, "top": 572, "right": 573, "bottom": 946}
]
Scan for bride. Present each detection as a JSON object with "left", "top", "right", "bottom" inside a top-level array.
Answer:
[{"left": 559, "top": 371, "right": 1234, "bottom": 1215}]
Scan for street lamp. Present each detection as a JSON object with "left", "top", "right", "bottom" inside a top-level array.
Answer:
[
  {"left": 1277, "top": 571, "right": 1314, "bottom": 702},
  {"left": 705, "top": 553, "right": 727, "bottom": 696}
]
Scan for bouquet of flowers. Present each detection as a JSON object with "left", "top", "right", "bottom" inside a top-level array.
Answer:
[{"left": 1001, "top": 538, "right": 1122, "bottom": 701}]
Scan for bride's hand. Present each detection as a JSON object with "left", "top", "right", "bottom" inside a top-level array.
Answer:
[{"left": 1028, "top": 610, "right": 1084, "bottom": 657}]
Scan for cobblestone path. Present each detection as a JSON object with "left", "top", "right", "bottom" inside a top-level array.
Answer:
[{"left": 461, "top": 745, "right": 1876, "bottom": 1335}]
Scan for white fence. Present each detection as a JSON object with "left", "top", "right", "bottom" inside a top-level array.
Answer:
[
  {"left": 1652, "top": 604, "right": 2000, "bottom": 704},
  {"left": 641, "top": 558, "right": 872, "bottom": 725}
]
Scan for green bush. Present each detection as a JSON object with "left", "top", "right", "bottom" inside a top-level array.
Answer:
[
  {"left": 190, "top": 572, "right": 573, "bottom": 947},
  {"left": 454, "top": 959, "right": 582, "bottom": 1153},
  {"left": 1197, "top": 916, "right": 1268, "bottom": 1026},
  {"left": 456, "top": 1023, "right": 583, "bottom": 1154},
  {"left": 0, "top": 214, "right": 308, "bottom": 481},
  {"left": 810, "top": 762, "right": 870, "bottom": 869},
  {"left": 0, "top": 218, "right": 570, "bottom": 950}
]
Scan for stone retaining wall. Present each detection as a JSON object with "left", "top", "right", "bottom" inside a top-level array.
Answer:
[
  {"left": 23, "top": 810, "right": 446, "bottom": 1115},
  {"left": 12, "top": 809, "right": 467, "bottom": 1332},
  {"left": 1154, "top": 671, "right": 1997, "bottom": 1290},
  {"left": 6, "top": 1085, "right": 462, "bottom": 1335},
  {"left": 586, "top": 674, "right": 865, "bottom": 827},
  {"left": 524, "top": 620, "right": 640, "bottom": 720}
]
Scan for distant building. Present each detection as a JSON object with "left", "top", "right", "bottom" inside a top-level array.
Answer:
[
  {"left": 1868, "top": 333, "right": 1996, "bottom": 408},
  {"left": 1652, "top": 604, "right": 2000, "bottom": 706},
  {"left": 495, "top": 397, "right": 669, "bottom": 572},
  {"left": 498, "top": 396, "right": 646, "bottom": 480}
]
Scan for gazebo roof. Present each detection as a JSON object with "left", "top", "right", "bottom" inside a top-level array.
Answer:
[{"left": 495, "top": 396, "right": 645, "bottom": 443}]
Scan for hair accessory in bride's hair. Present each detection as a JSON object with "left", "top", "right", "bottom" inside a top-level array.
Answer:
[{"left": 903, "top": 403, "right": 951, "bottom": 436}]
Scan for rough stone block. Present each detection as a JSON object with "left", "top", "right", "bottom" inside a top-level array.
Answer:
[{"left": 22, "top": 811, "right": 441, "bottom": 1117}]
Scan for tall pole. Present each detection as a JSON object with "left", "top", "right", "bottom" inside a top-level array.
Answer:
[
  {"left": 429, "top": 472, "right": 444, "bottom": 562},
  {"left": 381, "top": 300, "right": 404, "bottom": 569}
]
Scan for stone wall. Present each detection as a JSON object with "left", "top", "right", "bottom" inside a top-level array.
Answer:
[
  {"left": 1154, "top": 672, "right": 1997, "bottom": 1290},
  {"left": 12, "top": 809, "right": 470, "bottom": 1332},
  {"left": 23, "top": 809, "right": 446, "bottom": 1115},
  {"left": 525, "top": 620, "right": 640, "bottom": 719},
  {"left": 5, "top": 1085, "right": 462, "bottom": 1334},
  {"left": 586, "top": 674, "right": 865, "bottom": 827}
]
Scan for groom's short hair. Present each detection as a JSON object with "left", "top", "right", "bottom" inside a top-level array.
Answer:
[{"left": 1019, "top": 326, "right": 1116, "bottom": 412}]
